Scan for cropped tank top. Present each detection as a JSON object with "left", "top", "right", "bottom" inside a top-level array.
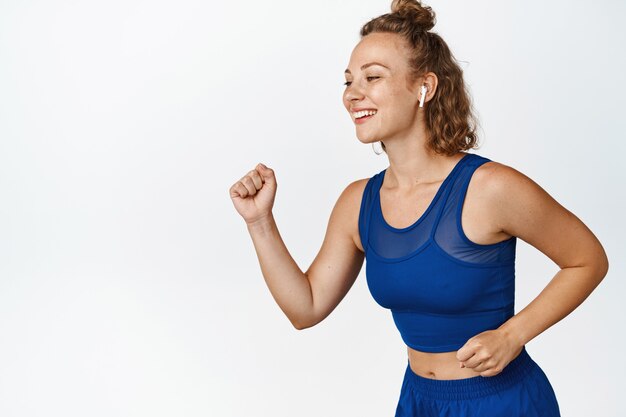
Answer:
[{"left": 358, "top": 152, "right": 517, "bottom": 353}]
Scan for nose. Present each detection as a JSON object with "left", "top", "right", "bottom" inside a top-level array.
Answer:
[{"left": 343, "top": 81, "right": 365, "bottom": 103}]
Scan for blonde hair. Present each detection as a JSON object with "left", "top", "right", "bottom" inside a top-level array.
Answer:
[{"left": 360, "top": 0, "right": 480, "bottom": 156}]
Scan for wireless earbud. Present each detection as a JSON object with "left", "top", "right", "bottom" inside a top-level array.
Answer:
[{"left": 419, "top": 85, "right": 427, "bottom": 108}]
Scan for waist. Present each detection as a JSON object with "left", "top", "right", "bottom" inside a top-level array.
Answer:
[
  {"left": 403, "top": 345, "right": 534, "bottom": 400},
  {"left": 392, "top": 307, "right": 514, "bottom": 352},
  {"left": 407, "top": 347, "right": 479, "bottom": 380}
]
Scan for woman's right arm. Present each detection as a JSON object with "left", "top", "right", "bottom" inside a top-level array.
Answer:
[{"left": 230, "top": 163, "right": 366, "bottom": 329}]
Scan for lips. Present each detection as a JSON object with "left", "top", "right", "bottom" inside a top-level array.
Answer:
[{"left": 354, "top": 113, "right": 375, "bottom": 124}]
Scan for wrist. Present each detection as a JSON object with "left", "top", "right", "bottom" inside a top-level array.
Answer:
[
  {"left": 499, "top": 317, "right": 527, "bottom": 348},
  {"left": 246, "top": 213, "right": 275, "bottom": 231}
]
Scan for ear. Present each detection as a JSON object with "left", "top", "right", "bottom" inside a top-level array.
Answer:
[{"left": 421, "top": 72, "right": 438, "bottom": 101}]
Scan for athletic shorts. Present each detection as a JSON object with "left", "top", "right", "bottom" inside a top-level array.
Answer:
[{"left": 394, "top": 346, "right": 561, "bottom": 417}]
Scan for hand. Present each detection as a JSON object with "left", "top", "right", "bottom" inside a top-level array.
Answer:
[
  {"left": 456, "top": 328, "right": 524, "bottom": 377},
  {"left": 229, "top": 163, "right": 277, "bottom": 225}
]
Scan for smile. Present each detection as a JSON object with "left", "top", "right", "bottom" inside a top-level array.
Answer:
[{"left": 353, "top": 110, "right": 377, "bottom": 124}]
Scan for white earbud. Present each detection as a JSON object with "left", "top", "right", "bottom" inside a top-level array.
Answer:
[{"left": 419, "top": 85, "right": 427, "bottom": 108}]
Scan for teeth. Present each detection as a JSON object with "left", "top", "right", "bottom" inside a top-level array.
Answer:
[{"left": 354, "top": 110, "right": 377, "bottom": 119}]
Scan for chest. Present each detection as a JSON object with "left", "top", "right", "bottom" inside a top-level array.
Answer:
[{"left": 378, "top": 166, "right": 506, "bottom": 247}]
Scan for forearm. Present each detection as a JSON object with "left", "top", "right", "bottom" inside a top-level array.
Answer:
[
  {"left": 246, "top": 213, "right": 314, "bottom": 329},
  {"left": 500, "top": 265, "right": 607, "bottom": 347}
]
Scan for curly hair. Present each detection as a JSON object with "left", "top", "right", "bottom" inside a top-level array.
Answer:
[{"left": 360, "top": 0, "right": 480, "bottom": 156}]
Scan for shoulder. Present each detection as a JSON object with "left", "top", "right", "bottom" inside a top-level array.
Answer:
[
  {"left": 334, "top": 169, "right": 383, "bottom": 209},
  {"left": 471, "top": 158, "right": 561, "bottom": 235},
  {"left": 330, "top": 176, "right": 373, "bottom": 253},
  {"left": 472, "top": 158, "right": 545, "bottom": 202},
  {"left": 471, "top": 159, "right": 529, "bottom": 192},
  {"left": 334, "top": 177, "right": 370, "bottom": 221},
  {"left": 341, "top": 177, "right": 371, "bottom": 202}
]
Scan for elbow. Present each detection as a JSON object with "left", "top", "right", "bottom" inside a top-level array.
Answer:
[
  {"left": 590, "top": 248, "right": 610, "bottom": 284},
  {"left": 596, "top": 243, "right": 610, "bottom": 278},
  {"left": 292, "top": 319, "right": 314, "bottom": 331},
  {"left": 291, "top": 315, "right": 318, "bottom": 331},
  {"left": 293, "top": 322, "right": 310, "bottom": 331},
  {"left": 291, "top": 294, "right": 319, "bottom": 330},
  {"left": 598, "top": 252, "right": 609, "bottom": 280}
]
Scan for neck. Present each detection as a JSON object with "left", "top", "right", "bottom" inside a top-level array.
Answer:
[{"left": 382, "top": 141, "right": 464, "bottom": 190}]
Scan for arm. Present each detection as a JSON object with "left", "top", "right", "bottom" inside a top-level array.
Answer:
[
  {"left": 456, "top": 162, "right": 609, "bottom": 376},
  {"left": 487, "top": 163, "right": 609, "bottom": 346},
  {"left": 244, "top": 175, "right": 366, "bottom": 330}
]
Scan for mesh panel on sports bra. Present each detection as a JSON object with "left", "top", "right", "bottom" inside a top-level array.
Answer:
[
  {"left": 432, "top": 156, "right": 517, "bottom": 265},
  {"left": 366, "top": 153, "right": 515, "bottom": 264},
  {"left": 368, "top": 178, "right": 438, "bottom": 259}
]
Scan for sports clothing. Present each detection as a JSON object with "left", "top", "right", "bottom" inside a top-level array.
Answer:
[
  {"left": 358, "top": 152, "right": 561, "bottom": 416},
  {"left": 395, "top": 346, "right": 561, "bottom": 416},
  {"left": 358, "top": 152, "right": 517, "bottom": 352}
]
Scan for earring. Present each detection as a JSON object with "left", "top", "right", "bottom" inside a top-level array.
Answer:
[{"left": 372, "top": 141, "right": 384, "bottom": 155}]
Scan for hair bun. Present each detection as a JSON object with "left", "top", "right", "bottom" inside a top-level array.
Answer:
[{"left": 391, "top": 0, "right": 436, "bottom": 31}]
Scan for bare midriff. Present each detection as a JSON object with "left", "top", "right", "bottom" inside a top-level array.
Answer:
[{"left": 407, "top": 346, "right": 487, "bottom": 380}]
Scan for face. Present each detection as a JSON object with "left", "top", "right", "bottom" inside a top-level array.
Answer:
[{"left": 343, "top": 32, "right": 423, "bottom": 145}]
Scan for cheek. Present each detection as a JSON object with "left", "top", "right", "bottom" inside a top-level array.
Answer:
[
  {"left": 377, "top": 86, "right": 406, "bottom": 108},
  {"left": 390, "top": 93, "right": 418, "bottom": 115}
]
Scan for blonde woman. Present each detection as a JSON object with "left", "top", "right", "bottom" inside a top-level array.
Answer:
[{"left": 229, "top": 1, "right": 608, "bottom": 415}]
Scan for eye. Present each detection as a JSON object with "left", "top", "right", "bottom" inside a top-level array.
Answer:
[{"left": 343, "top": 76, "right": 380, "bottom": 87}]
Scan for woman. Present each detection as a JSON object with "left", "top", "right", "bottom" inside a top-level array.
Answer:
[{"left": 229, "top": 0, "right": 609, "bottom": 415}]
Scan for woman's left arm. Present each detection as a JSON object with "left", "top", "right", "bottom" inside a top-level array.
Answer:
[{"left": 457, "top": 162, "right": 609, "bottom": 376}]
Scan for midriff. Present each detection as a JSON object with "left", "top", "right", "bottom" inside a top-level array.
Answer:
[{"left": 407, "top": 345, "right": 487, "bottom": 380}]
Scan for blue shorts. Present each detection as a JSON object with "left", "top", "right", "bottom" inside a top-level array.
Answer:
[{"left": 395, "top": 346, "right": 561, "bottom": 416}]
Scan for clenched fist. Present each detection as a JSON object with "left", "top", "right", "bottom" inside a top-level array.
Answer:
[{"left": 229, "top": 163, "right": 277, "bottom": 225}]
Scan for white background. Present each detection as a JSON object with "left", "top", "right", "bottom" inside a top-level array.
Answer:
[{"left": 1, "top": 0, "right": 624, "bottom": 416}]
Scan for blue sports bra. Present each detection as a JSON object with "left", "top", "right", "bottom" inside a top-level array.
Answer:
[{"left": 358, "top": 152, "right": 517, "bottom": 353}]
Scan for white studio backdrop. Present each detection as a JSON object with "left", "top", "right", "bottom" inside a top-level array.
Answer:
[{"left": 0, "top": 0, "right": 624, "bottom": 416}]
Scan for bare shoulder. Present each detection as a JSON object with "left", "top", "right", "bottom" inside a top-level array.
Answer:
[
  {"left": 471, "top": 159, "right": 524, "bottom": 190},
  {"left": 471, "top": 159, "right": 554, "bottom": 233},
  {"left": 472, "top": 159, "right": 555, "bottom": 220},
  {"left": 473, "top": 159, "right": 608, "bottom": 272},
  {"left": 460, "top": 160, "right": 521, "bottom": 242},
  {"left": 332, "top": 177, "right": 370, "bottom": 253}
]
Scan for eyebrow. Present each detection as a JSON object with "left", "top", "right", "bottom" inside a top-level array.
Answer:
[{"left": 344, "top": 62, "right": 390, "bottom": 74}]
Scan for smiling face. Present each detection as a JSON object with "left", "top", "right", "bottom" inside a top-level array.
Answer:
[{"left": 343, "top": 32, "right": 424, "bottom": 145}]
